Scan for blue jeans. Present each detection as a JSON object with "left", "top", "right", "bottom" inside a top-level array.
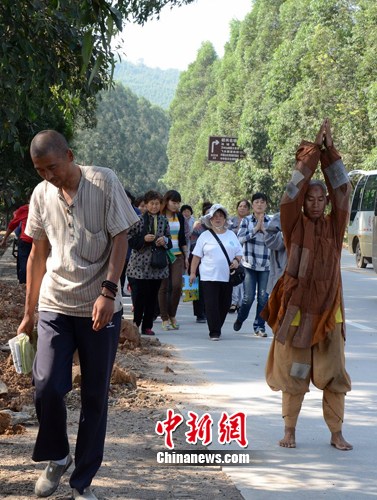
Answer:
[
  {"left": 231, "top": 283, "right": 244, "bottom": 307},
  {"left": 237, "top": 268, "right": 269, "bottom": 330}
]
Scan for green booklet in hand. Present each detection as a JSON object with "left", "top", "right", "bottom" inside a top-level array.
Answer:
[{"left": 8, "top": 331, "right": 37, "bottom": 375}]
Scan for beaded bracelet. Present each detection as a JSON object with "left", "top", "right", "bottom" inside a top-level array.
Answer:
[
  {"left": 100, "top": 292, "right": 115, "bottom": 301},
  {"left": 101, "top": 280, "right": 118, "bottom": 296}
]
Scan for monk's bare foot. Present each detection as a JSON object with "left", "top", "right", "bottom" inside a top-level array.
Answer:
[
  {"left": 279, "top": 427, "right": 296, "bottom": 448},
  {"left": 330, "top": 431, "right": 353, "bottom": 451}
]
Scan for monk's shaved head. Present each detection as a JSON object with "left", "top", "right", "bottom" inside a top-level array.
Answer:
[
  {"left": 307, "top": 179, "right": 327, "bottom": 196},
  {"left": 30, "top": 130, "right": 69, "bottom": 159}
]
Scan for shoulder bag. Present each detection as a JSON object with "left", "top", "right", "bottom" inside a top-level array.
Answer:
[{"left": 209, "top": 229, "right": 245, "bottom": 286}]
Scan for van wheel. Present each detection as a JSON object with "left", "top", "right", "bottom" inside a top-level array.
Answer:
[{"left": 356, "top": 241, "right": 367, "bottom": 268}]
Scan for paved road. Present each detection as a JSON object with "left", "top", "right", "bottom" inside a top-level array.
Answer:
[
  {"left": 129, "top": 250, "right": 377, "bottom": 499},
  {"left": 0, "top": 243, "right": 18, "bottom": 281},
  {"left": 4, "top": 243, "right": 375, "bottom": 497}
]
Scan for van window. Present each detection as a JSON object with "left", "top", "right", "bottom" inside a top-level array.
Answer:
[
  {"left": 361, "top": 174, "right": 377, "bottom": 211},
  {"left": 350, "top": 175, "right": 367, "bottom": 223}
]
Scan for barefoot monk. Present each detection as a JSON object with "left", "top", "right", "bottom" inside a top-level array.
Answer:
[{"left": 262, "top": 119, "right": 353, "bottom": 451}]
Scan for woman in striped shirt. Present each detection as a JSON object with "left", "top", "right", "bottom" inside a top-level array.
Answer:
[{"left": 158, "top": 190, "right": 189, "bottom": 330}]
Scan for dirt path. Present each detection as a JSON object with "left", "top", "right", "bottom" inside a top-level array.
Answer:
[{"left": 0, "top": 246, "right": 244, "bottom": 499}]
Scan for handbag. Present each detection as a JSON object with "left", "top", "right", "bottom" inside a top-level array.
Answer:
[
  {"left": 229, "top": 265, "right": 245, "bottom": 287},
  {"left": 209, "top": 229, "right": 245, "bottom": 287},
  {"left": 150, "top": 244, "right": 168, "bottom": 269}
]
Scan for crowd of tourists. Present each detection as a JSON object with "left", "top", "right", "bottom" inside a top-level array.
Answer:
[{"left": 123, "top": 188, "right": 279, "bottom": 341}]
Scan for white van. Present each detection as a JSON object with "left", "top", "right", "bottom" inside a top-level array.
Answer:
[{"left": 348, "top": 169, "right": 377, "bottom": 270}]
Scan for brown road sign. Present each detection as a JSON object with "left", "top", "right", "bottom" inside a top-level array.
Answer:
[{"left": 208, "top": 136, "right": 246, "bottom": 163}]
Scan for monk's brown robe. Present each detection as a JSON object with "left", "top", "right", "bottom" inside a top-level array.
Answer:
[
  {"left": 262, "top": 141, "right": 351, "bottom": 348},
  {"left": 262, "top": 140, "right": 352, "bottom": 431}
]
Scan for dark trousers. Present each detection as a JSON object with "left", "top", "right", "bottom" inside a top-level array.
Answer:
[
  {"left": 201, "top": 281, "right": 233, "bottom": 338},
  {"left": 127, "top": 276, "right": 137, "bottom": 305},
  {"left": 17, "top": 239, "right": 32, "bottom": 284},
  {"left": 33, "top": 310, "right": 122, "bottom": 493},
  {"left": 133, "top": 279, "right": 162, "bottom": 330},
  {"left": 193, "top": 278, "right": 206, "bottom": 319}
]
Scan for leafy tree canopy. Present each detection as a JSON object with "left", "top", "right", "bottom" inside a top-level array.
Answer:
[
  {"left": 165, "top": 0, "right": 377, "bottom": 214},
  {"left": 0, "top": 0, "right": 194, "bottom": 212}
]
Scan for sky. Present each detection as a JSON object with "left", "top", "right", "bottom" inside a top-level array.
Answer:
[{"left": 115, "top": 0, "right": 252, "bottom": 71}]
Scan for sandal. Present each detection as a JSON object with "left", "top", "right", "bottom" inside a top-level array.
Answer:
[
  {"left": 229, "top": 304, "right": 237, "bottom": 313},
  {"left": 169, "top": 319, "right": 180, "bottom": 330},
  {"left": 162, "top": 321, "right": 172, "bottom": 331}
]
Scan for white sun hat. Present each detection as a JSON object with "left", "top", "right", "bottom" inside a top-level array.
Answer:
[{"left": 201, "top": 203, "right": 231, "bottom": 228}]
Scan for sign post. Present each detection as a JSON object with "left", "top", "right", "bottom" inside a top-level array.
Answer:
[{"left": 208, "top": 136, "right": 246, "bottom": 163}]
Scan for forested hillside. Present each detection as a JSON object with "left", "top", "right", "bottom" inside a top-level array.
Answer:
[
  {"left": 73, "top": 84, "right": 170, "bottom": 196},
  {"left": 164, "top": 0, "right": 377, "bottom": 213},
  {"left": 114, "top": 60, "right": 180, "bottom": 109}
]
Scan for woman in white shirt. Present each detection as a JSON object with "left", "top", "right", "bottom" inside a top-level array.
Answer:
[{"left": 189, "top": 204, "right": 243, "bottom": 340}]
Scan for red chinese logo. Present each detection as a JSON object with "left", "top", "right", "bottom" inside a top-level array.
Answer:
[
  {"left": 155, "top": 409, "right": 184, "bottom": 449},
  {"left": 185, "top": 411, "right": 213, "bottom": 446},
  {"left": 155, "top": 409, "right": 248, "bottom": 449},
  {"left": 218, "top": 411, "right": 248, "bottom": 448}
]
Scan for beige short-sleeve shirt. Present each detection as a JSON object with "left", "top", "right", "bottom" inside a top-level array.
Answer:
[{"left": 26, "top": 165, "right": 139, "bottom": 316}]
